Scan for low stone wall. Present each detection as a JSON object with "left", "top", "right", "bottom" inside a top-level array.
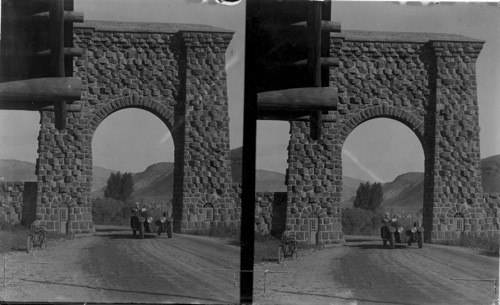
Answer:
[
  {"left": 0, "top": 181, "right": 24, "bottom": 224},
  {"left": 255, "top": 192, "right": 287, "bottom": 236},
  {"left": 484, "top": 193, "right": 500, "bottom": 233},
  {"left": 0, "top": 181, "right": 37, "bottom": 226},
  {"left": 255, "top": 192, "right": 274, "bottom": 235}
]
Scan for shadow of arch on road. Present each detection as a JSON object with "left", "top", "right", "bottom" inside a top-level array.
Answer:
[
  {"left": 20, "top": 279, "right": 230, "bottom": 304},
  {"left": 345, "top": 243, "right": 414, "bottom": 251},
  {"left": 344, "top": 238, "right": 379, "bottom": 243},
  {"left": 269, "top": 289, "right": 421, "bottom": 305},
  {"left": 94, "top": 227, "right": 130, "bottom": 233}
]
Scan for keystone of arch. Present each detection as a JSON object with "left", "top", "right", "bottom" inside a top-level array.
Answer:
[
  {"left": 196, "top": 194, "right": 222, "bottom": 208},
  {"left": 88, "top": 95, "right": 175, "bottom": 134},
  {"left": 340, "top": 105, "right": 425, "bottom": 146}
]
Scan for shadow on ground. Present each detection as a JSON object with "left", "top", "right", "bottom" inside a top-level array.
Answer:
[
  {"left": 19, "top": 278, "right": 229, "bottom": 304},
  {"left": 96, "top": 232, "right": 158, "bottom": 240},
  {"left": 346, "top": 243, "right": 409, "bottom": 250},
  {"left": 268, "top": 289, "right": 421, "bottom": 305}
]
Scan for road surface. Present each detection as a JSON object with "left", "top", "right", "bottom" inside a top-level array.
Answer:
[
  {"left": 1, "top": 225, "right": 240, "bottom": 303},
  {"left": 254, "top": 235, "right": 499, "bottom": 305}
]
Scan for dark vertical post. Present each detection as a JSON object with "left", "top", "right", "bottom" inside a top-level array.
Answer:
[
  {"left": 63, "top": 0, "right": 74, "bottom": 78},
  {"left": 49, "top": 0, "right": 66, "bottom": 129},
  {"left": 307, "top": 1, "right": 322, "bottom": 140},
  {"left": 240, "top": 2, "right": 258, "bottom": 303}
]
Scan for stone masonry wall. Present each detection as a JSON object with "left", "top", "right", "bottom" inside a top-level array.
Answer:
[
  {"left": 427, "top": 41, "right": 486, "bottom": 241},
  {"left": 255, "top": 192, "right": 274, "bottom": 235},
  {"left": 177, "top": 31, "right": 236, "bottom": 232},
  {"left": 32, "top": 21, "right": 236, "bottom": 234},
  {"left": 285, "top": 31, "right": 495, "bottom": 243}
]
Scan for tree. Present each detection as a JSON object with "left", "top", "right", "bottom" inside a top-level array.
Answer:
[
  {"left": 121, "top": 172, "right": 134, "bottom": 202},
  {"left": 370, "top": 182, "right": 383, "bottom": 212},
  {"left": 104, "top": 171, "right": 134, "bottom": 202},
  {"left": 353, "top": 181, "right": 384, "bottom": 212}
]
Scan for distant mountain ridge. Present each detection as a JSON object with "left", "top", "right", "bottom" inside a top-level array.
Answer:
[{"left": 1, "top": 153, "right": 499, "bottom": 212}]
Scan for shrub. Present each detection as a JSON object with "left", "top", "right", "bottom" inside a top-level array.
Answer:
[
  {"left": 0, "top": 220, "right": 30, "bottom": 253},
  {"left": 254, "top": 234, "right": 280, "bottom": 262},
  {"left": 342, "top": 208, "right": 382, "bottom": 235},
  {"left": 439, "top": 232, "right": 499, "bottom": 256},
  {"left": 91, "top": 198, "right": 129, "bottom": 225}
]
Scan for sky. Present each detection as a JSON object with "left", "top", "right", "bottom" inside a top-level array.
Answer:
[{"left": 0, "top": 1, "right": 499, "bottom": 183}]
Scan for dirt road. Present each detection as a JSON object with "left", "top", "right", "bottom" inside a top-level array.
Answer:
[
  {"left": 2, "top": 230, "right": 497, "bottom": 304},
  {"left": 1, "top": 225, "right": 239, "bottom": 303},
  {"left": 254, "top": 236, "right": 499, "bottom": 305}
]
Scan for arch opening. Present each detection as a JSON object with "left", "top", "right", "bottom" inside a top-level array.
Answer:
[
  {"left": 341, "top": 117, "right": 425, "bottom": 230},
  {"left": 91, "top": 107, "right": 176, "bottom": 226}
]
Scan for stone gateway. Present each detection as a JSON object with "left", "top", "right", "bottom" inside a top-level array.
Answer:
[
  {"left": 1, "top": 18, "right": 239, "bottom": 234},
  {"left": 248, "top": 1, "right": 499, "bottom": 244}
]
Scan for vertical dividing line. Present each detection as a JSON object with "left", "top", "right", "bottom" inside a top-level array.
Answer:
[
  {"left": 240, "top": 1, "right": 257, "bottom": 303},
  {"left": 49, "top": 0, "right": 66, "bottom": 129},
  {"left": 3, "top": 257, "right": 6, "bottom": 289},
  {"left": 263, "top": 270, "right": 267, "bottom": 294},
  {"left": 307, "top": 2, "right": 322, "bottom": 88},
  {"left": 307, "top": 1, "right": 323, "bottom": 140}
]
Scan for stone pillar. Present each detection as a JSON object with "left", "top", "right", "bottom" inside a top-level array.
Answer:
[
  {"left": 285, "top": 120, "right": 343, "bottom": 244},
  {"left": 175, "top": 31, "right": 236, "bottom": 232},
  {"left": 429, "top": 40, "right": 484, "bottom": 241},
  {"left": 35, "top": 110, "right": 93, "bottom": 234}
]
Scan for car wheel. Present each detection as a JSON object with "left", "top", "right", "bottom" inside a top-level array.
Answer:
[
  {"left": 418, "top": 232, "right": 423, "bottom": 248},
  {"left": 277, "top": 246, "right": 284, "bottom": 264},
  {"left": 167, "top": 223, "right": 173, "bottom": 238},
  {"left": 139, "top": 223, "right": 144, "bottom": 239},
  {"left": 390, "top": 233, "right": 395, "bottom": 250},
  {"left": 39, "top": 231, "right": 47, "bottom": 250}
]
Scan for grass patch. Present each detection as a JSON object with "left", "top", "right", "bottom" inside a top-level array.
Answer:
[
  {"left": 0, "top": 220, "right": 86, "bottom": 253},
  {"left": 439, "top": 233, "right": 499, "bottom": 256},
  {"left": 0, "top": 221, "right": 30, "bottom": 253},
  {"left": 254, "top": 234, "right": 280, "bottom": 262},
  {"left": 253, "top": 234, "right": 324, "bottom": 263}
]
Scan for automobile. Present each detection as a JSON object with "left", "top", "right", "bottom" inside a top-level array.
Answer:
[
  {"left": 381, "top": 216, "right": 424, "bottom": 249},
  {"left": 155, "top": 211, "right": 173, "bottom": 238},
  {"left": 130, "top": 205, "right": 154, "bottom": 239}
]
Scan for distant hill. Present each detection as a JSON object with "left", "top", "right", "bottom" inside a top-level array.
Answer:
[
  {"left": 381, "top": 172, "right": 424, "bottom": 213},
  {"left": 1, "top": 153, "right": 499, "bottom": 212},
  {"left": 91, "top": 166, "right": 117, "bottom": 193},
  {"left": 481, "top": 154, "right": 500, "bottom": 194},
  {"left": 0, "top": 159, "right": 36, "bottom": 181},
  {"left": 340, "top": 155, "right": 500, "bottom": 213}
]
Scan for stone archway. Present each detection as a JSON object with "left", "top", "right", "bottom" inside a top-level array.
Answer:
[
  {"left": 89, "top": 95, "right": 176, "bottom": 134},
  {"left": 339, "top": 105, "right": 425, "bottom": 146},
  {"left": 284, "top": 32, "right": 493, "bottom": 244},
  {"left": 26, "top": 20, "right": 236, "bottom": 234}
]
